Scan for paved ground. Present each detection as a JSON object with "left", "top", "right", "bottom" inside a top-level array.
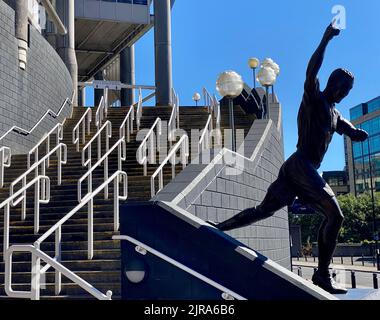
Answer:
[{"left": 292, "top": 260, "right": 380, "bottom": 289}]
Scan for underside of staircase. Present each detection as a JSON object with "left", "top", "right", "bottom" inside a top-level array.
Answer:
[{"left": 0, "top": 103, "right": 255, "bottom": 299}]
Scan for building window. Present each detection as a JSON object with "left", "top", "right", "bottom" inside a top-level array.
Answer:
[
  {"left": 350, "top": 104, "right": 364, "bottom": 121},
  {"left": 368, "top": 98, "right": 380, "bottom": 114}
]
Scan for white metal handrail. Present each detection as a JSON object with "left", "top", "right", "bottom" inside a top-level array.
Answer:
[
  {"left": 151, "top": 135, "right": 189, "bottom": 197},
  {"left": 119, "top": 106, "right": 135, "bottom": 143},
  {"left": 168, "top": 88, "right": 180, "bottom": 144},
  {"left": 79, "top": 138, "right": 126, "bottom": 203},
  {"left": 203, "top": 87, "right": 213, "bottom": 113},
  {"left": 27, "top": 123, "right": 63, "bottom": 169},
  {"left": 10, "top": 143, "right": 67, "bottom": 225},
  {"left": 0, "top": 147, "right": 11, "bottom": 188},
  {"left": 114, "top": 235, "right": 246, "bottom": 300},
  {"left": 137, "top": 118, "right": 162, "bottom": 176},
  {"left": 5, "top": 244, "right": 112, "bottom": 300},
  {"left": 73, "top": 107, "right": 92, "bottom": 152},
  {"left": 37, "top": 170, "right": 127, "bottom": 261},
  {"left": 95, "top": 89, "right": 109, "bottom": 130},
  {"left": 136, "top": 88, "right": 143, "bottom": 131},
  {"left": 0, "top": 94, "right": 73, "bottom": 143},
  {"left": 82, "top": 121, "right": 112, "bottom": 168},
  {"left": 212, "top": 94, "right": 221, "bottom": 130},
  {"left": 1, "top": 175, "right": 50, "bottom": 260},
  {"left": 198, "top": 115, "right": 214, "bottom": 155}
]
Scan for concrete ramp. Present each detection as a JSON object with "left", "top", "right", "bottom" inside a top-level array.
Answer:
[{"left": 119, "top": 201, "right": 337, "bottom": 300}]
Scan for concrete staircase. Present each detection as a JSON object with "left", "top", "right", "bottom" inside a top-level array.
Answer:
[{"left": 0, "top": 104, "right": 254, "bottom": 299}]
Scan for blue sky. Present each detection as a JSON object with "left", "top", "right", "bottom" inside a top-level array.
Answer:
[{"left": 88, "top": 0, "right": 380, "bottom": 173}]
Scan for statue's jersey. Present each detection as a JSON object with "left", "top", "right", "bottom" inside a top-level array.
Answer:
[{"left": 296, "top": 77, "right": 343, "bottom": 169}]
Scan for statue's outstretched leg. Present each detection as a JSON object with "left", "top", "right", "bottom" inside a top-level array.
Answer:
[{"left": 214, "top": 181, "right": 290, "bottom": 231}]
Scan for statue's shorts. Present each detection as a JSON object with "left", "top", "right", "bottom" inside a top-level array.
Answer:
[{"left": 267, "top": 150, "right": 336, "bottom": 207}]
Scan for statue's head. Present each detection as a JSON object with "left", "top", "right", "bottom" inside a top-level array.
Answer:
[{"left": 325, "top": 68, "right": 354, "bottom": 103}]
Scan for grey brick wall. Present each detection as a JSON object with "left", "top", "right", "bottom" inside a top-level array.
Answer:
[
  {"left": 0, "top": 1, "right": 73, "bottom": 154},
  {"left": 154, "top": 102, "right": 292, "bottom": 270}
]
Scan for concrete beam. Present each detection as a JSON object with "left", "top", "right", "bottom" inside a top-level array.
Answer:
[
  {"left": 120, "top": 46, "right": 135, "bottom": 106},
  {"left": 56, "top": 0, "right": 78, "bottom": 106},
  {"left": 154, "top": 0, "right": 173, "bottom": 107},
  {"left": 15, "top": 0, "right": 28, "bottom": 70}
]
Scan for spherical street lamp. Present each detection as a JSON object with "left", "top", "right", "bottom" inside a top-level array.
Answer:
[
  {"left": 261, "top": 58, "right": 280, "bottom": 103},
  {"left": 216, "top": 71, "right": 244, "bottom": 152},
  {"left": 192, "top": 92, "right": 201, "bottom": 107},
  {"left": 248, "top": 58, "right": 260, "bottom": 89},
  {"left": 257, "top": 66, "right": 276, "bottom": 119}
]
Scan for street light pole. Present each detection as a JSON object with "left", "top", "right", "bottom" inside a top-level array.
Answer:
[
  {"left": 228, "top": 98, "right": 236, "bottom": 152},
  {"left": 216, "top": 70, "right": 244, "bottom": 153},
  {"left": 367, "top": 138, "right": 380, "bottom": 271},
  {"left": 248, "top": 58, "right": 260, "bottom": 89}
]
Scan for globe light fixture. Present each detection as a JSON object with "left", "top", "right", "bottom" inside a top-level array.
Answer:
[
  {"left": 248, "top": 58, "right": 260, "bottom": 89},
  {"left": 216, "top": 71, "right": 244, "bottom": 151},
  {"left": 261, "top": 58, "right": 280, "bottom": 103},
  {"left": 124, "top": 259, "right": 146, "bottom": 284},
  {"left": 257, "top": 66, "right": 277, "bottom": 119},
  {"left": 192, "top": 92, "right": 201, "bottom": 107}
]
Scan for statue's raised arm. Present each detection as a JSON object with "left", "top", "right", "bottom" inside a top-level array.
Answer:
[{"left": 305, "top": 23, "right": 341, "bottom": 92}]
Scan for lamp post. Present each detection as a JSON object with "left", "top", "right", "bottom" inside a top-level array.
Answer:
[
  {"left": 257, "top": 66, "right": 276, "bottom": 119},
  {"left": 192, "top": 92, "right": 201, "bottom": 107},
  {"left": 248, "top": 58, "right": 260, "bottom": 89},
  {"left": 216, "top": 71, "right": 244, "bottom": 152},
  {"left": 261, "top": 58, "right": 280, "bottom": 103},
  {"left": 366, "top": 138, "right": 380, "bottom": 271}
]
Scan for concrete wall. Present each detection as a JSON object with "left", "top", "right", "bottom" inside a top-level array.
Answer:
[
  {"left": 0, "top": 1, "right": 73, "bottom": 154},
  {"left": 74, "top": 0, "right": 150, "bottom": 24},
  {"left": 154, "top": 99, "right": 292, "bottom": 270}
]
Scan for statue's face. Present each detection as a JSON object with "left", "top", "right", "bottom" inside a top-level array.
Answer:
[{"left": 332, "top": 79, "right": 353, "bottom": 104}]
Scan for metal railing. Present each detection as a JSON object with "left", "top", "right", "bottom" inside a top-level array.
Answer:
[
  {"left": 5, "top": 244, "right": 112, "bottom": 300},
  {"left": 136, "top": 88, "right": 143, "bottom": 131},
  {"left": 5, "top": 171, "right": 128, "bottom": 300},
  {"left": 27, "top": 123, "right": 63, "bottom": 169},
  {"left": 203, "top": 88, "right": 213, "bottom": 113},
  {"left": 119, "top": 106, "right": 135, "bottom": 143},
  {"left": 151, "top": 135, "right": 189, "bottom": 197},
  {"left": 10, "top": 143, "right": 67, "bottom": 227},
  {"left": 38, "top": 169, "right": 127, "bottom": 265},
  {"left": 198, "top": 115, "right": 213, "bottom": 155},
  {"left": 73, "top": 108, "right": 92, "bottom": 152},
  {"left": 137, "top": 118, "right": 162, "bottom": 176},
  {"left": 212, "top": 94, "right": 221, "bottom": 131},
  {"left": 2, "top": 175, "right": 50, "bottom": 260},
  {"left": 95, "top": 89, "right": 109, "bottom": 130},
  {"left": 0, "top": 147, "right": 11, "bottom": 188},
  {"left": 79, "top": 138, "right": 126, "bottom": 205},
  {"left": 0, "top": 94, "right": 73, "bottom": 143},
  {"left": 82, "top": 121, "right": 112, "bottom": 168},
  {"left": 168, "top": 88, "right": 180, "bottom": 145},
  {"left": 114, "top": 235, "right": 246, "bottom": 300}
]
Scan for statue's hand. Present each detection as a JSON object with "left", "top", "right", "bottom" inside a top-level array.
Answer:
[
  {"left": 323, "top": 23, "right": 340, "bottom": 42},
  {"left": 351, "top": 129, "right": 369, "bottom": 142}
]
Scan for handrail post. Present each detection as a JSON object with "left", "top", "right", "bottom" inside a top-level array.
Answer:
[
  {"left": 31, "top": 250, "right": 41, "bottom": 300},
  {"left": 114, "top": 175, "right": 119, "bottom": 232},
  {"left": 58, "top": 146, "right": 62, "bottom": 185},
  {"left": 88, "top": 196, "right": 94, "bottom": 260},
  {"left": 55, "top": 226, "right": 62, "bottom": 295},
  {"left": 46, "top": 135, "right": 50, "bottom": 168},
  {"left": 21, "top": 177, "right": 27, "bottom": 220},
  {"left": 3, "top": 204, "right": 10, "bottom": 261},
  {"left": 34, "top": 177, "right": 40, "bottom": 234}
]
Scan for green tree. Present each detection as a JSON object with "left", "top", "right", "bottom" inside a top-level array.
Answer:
[{"left": 289, "top": 192, "right": 380, "bottom": 245}]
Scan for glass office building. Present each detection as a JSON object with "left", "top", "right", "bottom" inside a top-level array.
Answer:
[{"left": 346, "top": 97, "right": 380, "bottom": 195}]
